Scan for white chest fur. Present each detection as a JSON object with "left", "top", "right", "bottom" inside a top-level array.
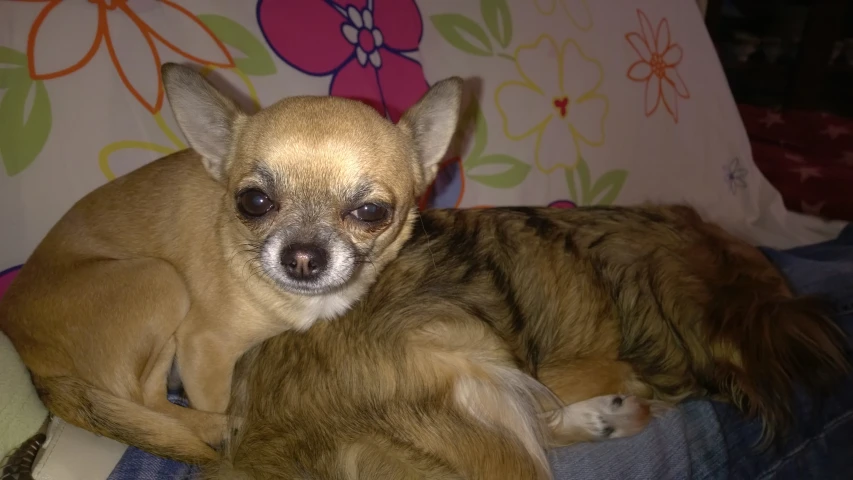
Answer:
[{"left": 295, "top": 285, "right": 365, "bottom": 330}]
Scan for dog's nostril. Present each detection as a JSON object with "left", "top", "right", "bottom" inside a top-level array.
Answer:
[{"left": 281, "top": 243, "right": 328, "bottom": 281}]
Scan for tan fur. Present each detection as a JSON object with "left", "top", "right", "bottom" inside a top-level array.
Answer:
[
  {"left": 212, "top": 205, "right": 850, "bottom": 479},
  {"left": 0, "top": 65, "right": 464, "bottom": 463}
]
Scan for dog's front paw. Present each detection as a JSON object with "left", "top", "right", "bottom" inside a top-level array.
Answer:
[
  {"left": 541, "top": 394, "right": 673, "bottom": 444},
  {"left": 569, "top": 394, "right": 656, "bottom": 440}
]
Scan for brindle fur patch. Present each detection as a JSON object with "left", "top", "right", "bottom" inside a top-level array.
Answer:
[{"left": 211, "top": 205, "right": 850, "bottom": 479}]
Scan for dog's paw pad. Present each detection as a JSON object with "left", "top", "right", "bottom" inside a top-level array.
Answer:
[{"left": 585, "top": 395, "right": 651, "bottom": 439}]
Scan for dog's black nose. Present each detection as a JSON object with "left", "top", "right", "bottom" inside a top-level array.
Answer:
[{"left": 281, "top": 244, "right": 328, "bottom": 281}]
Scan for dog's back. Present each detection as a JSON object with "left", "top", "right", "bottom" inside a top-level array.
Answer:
[
  {"left": 214, "top": 205, "right": 849, "bottom": 477},
  {"left": 0, "top": 152, "right": 232, "bottom": 461},
  {"left": 407, "top": 206, "right": 848, "bottom": 441}
]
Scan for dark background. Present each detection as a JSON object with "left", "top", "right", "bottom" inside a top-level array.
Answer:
[{"left": 705, "top": 0, "right": 853, "bottom": 117}]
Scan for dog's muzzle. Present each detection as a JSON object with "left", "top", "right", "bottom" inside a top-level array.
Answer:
[{"left": 280, "top": 243, "right": 329, "bottom": 282}]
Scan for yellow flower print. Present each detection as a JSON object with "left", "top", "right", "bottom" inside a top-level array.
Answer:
[
  {"left": 495, "top": 34, "right": 608, "bottom": 174},
  {"left": 533, "top": 0, "right": 593, "bottom": 31}
]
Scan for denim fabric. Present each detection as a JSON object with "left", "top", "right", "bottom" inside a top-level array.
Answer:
[
  {"left": 106, "top": 393, "right": 199, "bottom": 480},
  {"left": 548, "top": 400, "right": 727, "bottom": 480},
  {"left": 549, "top": 226, "right": 853, "bottom": 480}
]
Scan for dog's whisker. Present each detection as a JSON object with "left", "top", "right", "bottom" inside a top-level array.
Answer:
[{"left": 417, "top": 212, "right": 437, "bottom": 270}]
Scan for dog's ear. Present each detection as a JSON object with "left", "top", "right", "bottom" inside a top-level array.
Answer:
[
  {"left": 398, "top": 77, "right": 464, "bottom": 195},
  {"left": 161, "top": 63, "right": 245, "bottom": 182}
]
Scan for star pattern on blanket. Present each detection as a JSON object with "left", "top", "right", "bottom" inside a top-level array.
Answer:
[
  {"left": 838, "top": 151, "right": 853, "bottom": 166},
  {"left": 760, "top": 111, "right": 784, "bottom": 128},
  {"left": 783, "top": 152, "right": 805, "bottom": 163},
  {"left": 738, "top": 103, "right": 853, "bottom": 222},
  {"left": 821, "top": 124, "right": 851, "bottom": 139},
  {"left": 801, "top": 200, "right": 826, "bottom": 216},
  {"left": 794, "top": 166, "right": 823, "bottom": 182}
]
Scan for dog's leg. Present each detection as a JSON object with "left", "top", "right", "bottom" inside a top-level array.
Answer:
[
  {"left": 540, "top": 394, "right": 663, "bottom": 446},
  {"left": 156, "top": 403, "right": 229, "bottom": 448},
  {"left": 537, "top": 359, "right": 652, "bottom": 405},
  {"left": 175, "top": 314, "right": 239, "bottom": 415},
  {"left": 142, "top": 336, "right": 228, "bottom": 447}
]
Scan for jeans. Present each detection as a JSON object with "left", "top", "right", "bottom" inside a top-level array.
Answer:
[{"left": 549, "top": 226, "right": 853, "bottom": 480}]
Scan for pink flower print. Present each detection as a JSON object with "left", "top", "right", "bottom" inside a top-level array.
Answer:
[
  {"left": 257, "top": 0, "right": 429, "bottom": 122},
  {"left": 341, "top": 7, "right": 384, "bottom": 68},
  {"left": 0, "top": 265, "right": 22, "bottom": 301},
  {"left": 548, "top": 200, "right": 578, "bottom": 209}
]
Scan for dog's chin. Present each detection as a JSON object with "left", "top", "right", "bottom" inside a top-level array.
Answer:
[
  {"left": 262, "top": 269, "right": 356, "bottom": 297},
  {"left": 279, "top": 281, "right": 343, "bottom": 297}
]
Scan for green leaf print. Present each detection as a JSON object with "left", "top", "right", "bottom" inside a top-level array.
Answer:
[
  {"left": 480, "top": 0, "right": 513, "bottom": 49},
  {"left": 0, "top": 46, "right": 30, "bottom": 90},
  {"left": 565, "top": 168, "right": 580, "bottom": 204},
  {"left": 587, "top": 170, "right": 628, "bottom": 205},
  {"left": 466, "top": 153, "right": 531, "bottom": 188},
  {"left": 462, "top": 97, "right": 488, "bottom": 162},
  {"left": 430, "top": 14, "right": 494, "bottom": 56},
  {"left": 198, "top": 14, "right": 277, "bottom": 76},
  {"left": 461, "top": 97, "right": 531, "bottom": 189},
  {"left": 0, "top": 67, "right": 29, "bottom": 90},
  {"left": 563, "top": 157, "right": 628, "bottom": 206},
  {"left": 0, "top": 47, "right": 26, "bottom": 66},
  {"left": 0, "top": 77, "right": 52, "bottom": 176},
  {"left": 575, "top": 158, "right": 592, "bottom": 201}
]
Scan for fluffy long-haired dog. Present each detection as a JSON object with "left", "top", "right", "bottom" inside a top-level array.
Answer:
[
  {"left": 214, "top": 204, "right": 851, "bottom": 479},
  {"left": 0, "top": 65, "right": 464, "bottom": 463},
  {"left": 210, "top": 163, "right": 851, "bottom": 474}
]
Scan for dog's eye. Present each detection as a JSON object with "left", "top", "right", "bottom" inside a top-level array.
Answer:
[
  {"left": 351, "top": 203, "right": 388, "bottom": 223},
  {"left": 237, "top": 189, "right": 275, "bottom": 217}
]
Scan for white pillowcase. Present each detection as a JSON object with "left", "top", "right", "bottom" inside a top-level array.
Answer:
[{"left": 416, "top": 0, "right": 847, "bottom": 248}]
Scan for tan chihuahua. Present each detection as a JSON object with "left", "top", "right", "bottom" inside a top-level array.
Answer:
[{"left": 0, "top": 63, "right": 464, "bottom": 463}]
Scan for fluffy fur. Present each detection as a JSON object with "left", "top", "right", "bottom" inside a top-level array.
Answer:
[{"left": 210, "top": 205, "right": 850, "bottom": 479}]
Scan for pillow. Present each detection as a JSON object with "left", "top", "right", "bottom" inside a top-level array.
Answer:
[
  {"left": 0, "top": 267, "right": 48, "bottom": 458},
  {"left": 415, "top": 0, "right": 848, "bottom": 248},
  {"left": 0, "top": 0, "right": 845, "bottom": 276}
]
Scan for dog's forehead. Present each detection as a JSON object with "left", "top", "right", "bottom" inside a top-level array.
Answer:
[
  {"left": 236, "top": 96, "right": 415, "bottom": 195},
  {"left": 253, "top": 96, "right": 399, "bottom": 145}
]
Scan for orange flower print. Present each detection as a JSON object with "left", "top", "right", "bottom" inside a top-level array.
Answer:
[
  {"left": 625, "top": 9, "right": 689, "bottom": 123},
  {"left": 24, "top": 0, "right": 234, "bottom": 113}
]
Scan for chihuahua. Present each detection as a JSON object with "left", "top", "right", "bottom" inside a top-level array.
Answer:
[{"left": 0, "top": 63, "right": 464, "bottom": 463}]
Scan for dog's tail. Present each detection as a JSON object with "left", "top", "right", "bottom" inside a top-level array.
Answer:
[
  {"left": 704, "top": 281, "right": 850, "bottom": 445},
  {"left": 687, "top": 218, "right": 850, "bottom": 446},
  {"left": 33, "top": 375, "right": 218, "bottom": 464}
]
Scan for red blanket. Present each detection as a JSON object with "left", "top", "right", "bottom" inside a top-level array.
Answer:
[{"left": 739, "top": 104, "right": 853, "bottom": 222}]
